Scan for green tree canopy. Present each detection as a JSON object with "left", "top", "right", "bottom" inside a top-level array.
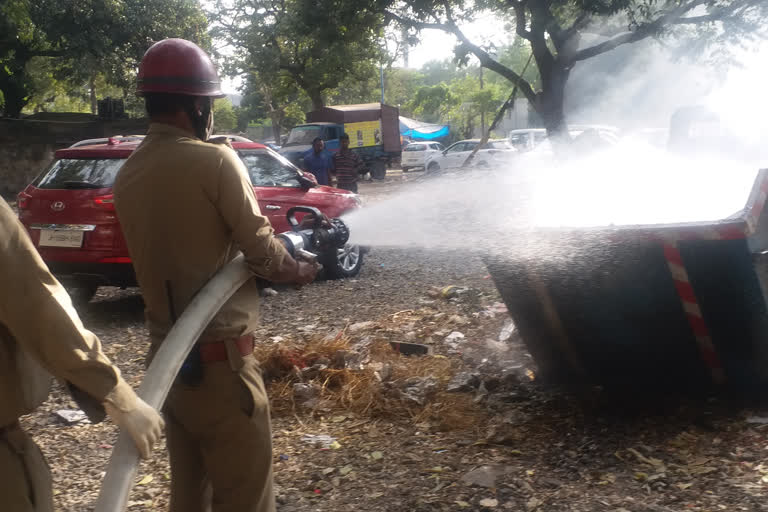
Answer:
[
  {"left": 0, "top": 0, "right": 209, "bottom": 118},
  {"left": 212, "top": 0, "right": 387, "bottom": 110},
  {"left": 387, "top": 0, "right": 768, "bottom": 138}
]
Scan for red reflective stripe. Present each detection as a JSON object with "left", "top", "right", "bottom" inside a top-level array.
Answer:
[
  {"left": 686, "top": 314, "right": 709, "bottom": 337},
  {"left": 663, "top": 245, "right": 684, "bottom": 266},
  {"left": 699, "top": 345, "right": 722, "bottom": 369},
  {"left": 673, "top": 281, "right": 697, "bottom": 304},
  {"left": 98, "top": 257, "right": 132, "bottom": 264}
]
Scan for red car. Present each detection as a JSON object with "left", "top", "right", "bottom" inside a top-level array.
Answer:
[{"left": 17, "top": 136, "right": 364, "bottom": 302}]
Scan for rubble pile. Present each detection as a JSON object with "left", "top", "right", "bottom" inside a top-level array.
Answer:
[{"left": 253, "top": 284, "right": 536, "bottom": 430}]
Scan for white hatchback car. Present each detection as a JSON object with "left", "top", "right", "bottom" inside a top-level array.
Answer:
[
  {"left": 425, "top": 139, "right": 516, "bottom": 172},
  {"left": 401, "top": 141, "right": 445, "bottom": 172}
]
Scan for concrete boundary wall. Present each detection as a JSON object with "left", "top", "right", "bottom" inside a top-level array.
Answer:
[{"left": 0, "top": 117, "right": 148, "bottom": 198}]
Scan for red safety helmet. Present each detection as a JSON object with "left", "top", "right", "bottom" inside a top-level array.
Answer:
[{"left": 136, "top": 38, "right": 225, "bottom": 98}]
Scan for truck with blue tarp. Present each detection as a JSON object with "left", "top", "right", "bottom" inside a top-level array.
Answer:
[{"left": 279, "top": 103, "right": 401, "bottom": 179}]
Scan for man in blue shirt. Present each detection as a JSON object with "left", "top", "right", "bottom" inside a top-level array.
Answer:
[{"left": 302, "top": 137, "right": 334, "bottom": 186}]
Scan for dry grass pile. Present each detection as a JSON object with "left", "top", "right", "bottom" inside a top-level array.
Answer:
[{"left": 253, "top": 329, "right": 486, "bottom": 430}]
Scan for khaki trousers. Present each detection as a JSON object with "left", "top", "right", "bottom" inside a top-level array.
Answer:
[
  {"left": 165, "top": 354, "right": 275, "bottom": 512},
  {"left": 0, "top": 422, "right": 53, "bottom": 512}
]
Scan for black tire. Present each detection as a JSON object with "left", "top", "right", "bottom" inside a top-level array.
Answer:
[
  {"left": 371, "top": 161, "right": 387, "bottom": 180},
  {"left": 427, "top": 161, "right": 440, "bottom": 172},
  {"left": 66, "top": 282, "right": 99, "bottom": 307},
  {"left": 402, "top": 166, "right": 410, "bottom": 173},
  {"left": 322, "top": 244, "right": 364, "bottom": 279}
]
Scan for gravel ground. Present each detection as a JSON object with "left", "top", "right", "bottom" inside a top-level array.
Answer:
[{"left": 19, "top": 176, "right": 768, "bottom": 511}]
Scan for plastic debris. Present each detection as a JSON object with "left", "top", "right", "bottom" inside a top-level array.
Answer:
[
  {"left": 137, "top": 474, "right": 154, "bottom": 485},
  {"left": 348, "top": 321, "right": 375, "bottom": 333},
  {"left": 479, "top": 498, "right": 499, "bottom": 508},
  {"left": 499, "top": 319, "right": 516, "bottom": 342},
  {"left": 399, "top": 376, "right": 438, "bottom": 405},
  {"left": 444, "top": 331, "right": 466, "bottom": 351},
  {"left": 261, "top": 287, "right": 278, "bottom": 297},
  {"left": 301, "top": 434, "right": 338, "bottom": 449},
  {"left": 390, "top": 341, "right": 432, "bottom": 356},
  {"left": 446, "top": 372, "right": 481, "bottom": 393},
  {"left": 461, "top": 465, "right": 507, "bottom": 488},
  {"left": 55, "top": 409, "right": 90, "bottom": 425}
]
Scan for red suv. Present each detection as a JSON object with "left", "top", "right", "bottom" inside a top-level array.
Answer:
[{"left": 17, "top": 136, "right": 364, "bottom": 302}]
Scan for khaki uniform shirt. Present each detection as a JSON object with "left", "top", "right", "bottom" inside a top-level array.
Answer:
[
  {"left": 113, "top": 123, "right": 288, "bottom": 345},
  {"left": 0, "top": 198, "right": 134, "bottom": 427}
]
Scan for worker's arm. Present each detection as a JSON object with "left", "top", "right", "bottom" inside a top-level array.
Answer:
[
  {"left": 330, "top": 154, "right": 338, "bottom": 186},
  {"left": 214, "top": 148, "right": 317, "bottom": 285},
  {"left": 0, "top": 199, "right": 163, "bottom": 457}
]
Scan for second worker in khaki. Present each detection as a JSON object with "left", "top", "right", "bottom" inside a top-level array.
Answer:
[{"left": 114, "top": 39, "right": 318, "bottom": 512}]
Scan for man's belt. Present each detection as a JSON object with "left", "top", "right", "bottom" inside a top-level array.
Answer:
[{"left": 198, "top": 334, "right": 254, "bottom": 363}]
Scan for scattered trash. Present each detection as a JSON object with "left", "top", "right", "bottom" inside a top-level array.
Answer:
[
  {"left": 371, "top": 451, "right": 384, "bottom": 460},
  {"left": 137, "top": 474, "right": 153, "bottom": 485},
  {"left": 339, "top": 465, "right": 354, "bottom": 476},
  {"left": 301, "top": 434, "right": 338, "bottom": 449},
  {"left": 446, "top": 372, "right": 481, "bottom": 393},
  {"left": 348, "top": 321, "right": 375, "bottom": 333},
  {"left": 279, "top": 455, "right": 290, "bottom": 461},
  {"left": 499, "top": 319, "right": 516, "bottom": 342},
  {"left": 270, "top": 336, "right": 285, "bottom": 344},
  {"left": 482, "top": 302, "right": 508, "bottom": 317},
  {"left": 293, "top": 383, "right": 320, "bottom": 405},
  {"left": 261, "top": 287, "right": 278, "bottom": 297},
  {"left": 746, "top": 416, "right": 768, "bottom": 424},
  {"left": 389, "top": 341, "right": 432, "bottom": 356},
  {"left": 445, "top": 331, "right": 466, "bottom": 351},
  {"left": 456, "top": 500, "right": 471, "bottom": 508},
  {"left": 449, "top": 314, "right": 470, "bottom": 326},
  {"left": 479, "top": 497, "right": 499, "bottom": 508},
  {"left": 461, "top": 465, "right": 507, "bottom": 488},
  {"left": 399, "top": 376, "right": 438, "bottom": 405},
  {"left": 55, "top": 409, "right": 90, "bottom": 425},
  {"left": 526, "top": 497, "right": 543, "bottom": 510},
  {"left": 440, "top": 285, "right": 469, "bottom": 299}
]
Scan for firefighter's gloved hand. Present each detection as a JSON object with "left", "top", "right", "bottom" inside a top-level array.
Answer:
[{"left": 104, "top": 397, "right": 165, "bottom": 459}]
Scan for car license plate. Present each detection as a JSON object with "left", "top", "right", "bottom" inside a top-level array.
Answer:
[{"left": 39, "top": 229, "right": 83, "bottom": 248}]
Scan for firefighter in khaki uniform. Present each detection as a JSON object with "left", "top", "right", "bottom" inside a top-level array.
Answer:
[
  {"left": 0, "top": 198, "right": 164, "bottom": 512},
  {"left": 113, "top": 39, "right": 318, "bottom": 512}
]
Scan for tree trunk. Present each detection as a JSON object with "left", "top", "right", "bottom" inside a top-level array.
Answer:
[
  {"left": 0, "top": 76, "right": 29, "bottom": 118},
  {"left": 307, "top": 89, "right": 324, "bottom": 111},
  {"left": 270, "top": 112, "right": 282, "bottom": 143},
  {"left": 89, "top": 76, "right": 98, "bottom": 114},
  {"left": 536, "top": 62, "right": 570, "bottom": 144}
]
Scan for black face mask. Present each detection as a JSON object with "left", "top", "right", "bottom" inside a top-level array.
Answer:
[{"left": 185, "top": 97, "right": 212, "bottom": 141}]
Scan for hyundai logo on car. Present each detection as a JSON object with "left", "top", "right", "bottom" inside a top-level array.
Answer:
[{"left": 51, "top": 201, "right": 65, "bottom": 212}]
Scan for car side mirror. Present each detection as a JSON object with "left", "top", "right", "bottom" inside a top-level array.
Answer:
[{"left": 297, "top": 172, "right": 317, "bottom": 189}]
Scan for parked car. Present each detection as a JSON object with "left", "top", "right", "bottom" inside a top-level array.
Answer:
[
  {"left": 425, "top": 139, "right": 516, "bottom": 172},
  {"left": 260, "top": 139, "right": 282, "bottom": 151},
  {"left": 508, "top": 128, "right": 548, "bottom": 151},
  {"left": 400, "top": 141, "right": 445, "bottom": 172},
  {"left": 16, "top": 136, "right": 364, "bottom": 302}
]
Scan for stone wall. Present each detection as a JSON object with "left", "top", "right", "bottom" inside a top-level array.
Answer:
[{"left": 0, "top": 116, "right": 148, "bottom": 198}]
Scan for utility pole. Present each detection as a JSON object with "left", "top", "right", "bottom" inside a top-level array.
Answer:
[
  {"left": 479, "top": 65, "right": 485, "bottom": 138},
  {"left": 380, "top": 63, "right": 385, "bottom": 104},
  {"left": 402, "top": 27, "right": 410, "bottom": 68}
]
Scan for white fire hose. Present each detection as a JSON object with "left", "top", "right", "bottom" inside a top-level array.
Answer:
[{"left": 94, "top": 255, "right": 252, "bottom": 511}]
